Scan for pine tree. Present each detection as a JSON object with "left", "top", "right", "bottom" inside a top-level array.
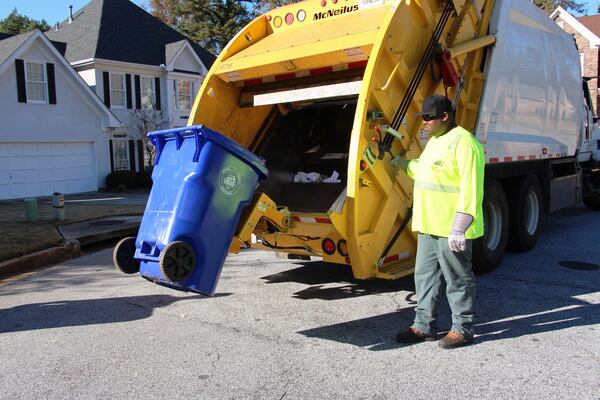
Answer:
[
  {"left": 149, "top": 0, "right": 182, "bottom": 26},
  {"left": 148, "top": 0, "right": 299, "bottom": 54},
  {"left": 255, "top": 0, "right": 299, "bottom": 13},
  {"left": 532, "top": 0, "right": 585, "bottom": 14},
  {"left": 0, "top": 8, "right": 51, "bottom": 35}
]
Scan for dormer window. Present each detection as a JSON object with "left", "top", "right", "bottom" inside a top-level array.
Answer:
[{"left": 25, "top": 62, "right": 47, "bottom": 103}]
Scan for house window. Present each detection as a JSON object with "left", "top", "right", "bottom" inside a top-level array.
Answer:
[
  {"left": 174, "top": 79, "right": 193, "bottom": 111},
  {"left": 25, "top": 62, "right": 47, "bottom": 103},
  {"left": 110, "top": 73, "right": 126, "bottom": 108},
  {"left": 140, "top": 76, "right": 155, "bottom": 109},
  {"left": 112, "top": 139, "right": 129, "bottom": 171}
]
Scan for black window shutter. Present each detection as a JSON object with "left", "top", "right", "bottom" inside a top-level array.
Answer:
[
  {"left": 125, "top": 74, "right": 132, "bottom": 109},
  {"left": 109, "top": 140, "right": 115, "bottom": 173},
  {"left": 47, "top": 63, "right": 56, "bottom": 104},
  {"left": 134, "top": 75, "right": 141, "bottom": 109},
  {"left": 15, "top": 59, "right": 26, "bottom": 103},
  {"left": 154, "top": 77, "right": 161, "bottom": 110},
  {"left": 103, "top": 71, "right": 111, "bottom": 108},
  {"left": 137, "top": 140, "right": 144, "bottom": 172},
  {"left": 128, "top": 140, "right": 136, "bottom": 171}
]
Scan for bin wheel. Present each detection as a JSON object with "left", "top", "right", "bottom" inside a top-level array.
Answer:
[
  {"left": 160, "top": 241, "right": 196, "bottom": 282},
  {"left": 113, "top": 237, "right": 140, "bottom": 274}
]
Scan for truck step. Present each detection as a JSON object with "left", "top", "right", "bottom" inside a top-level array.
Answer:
[{"left": 375, "top": 261, "right": 415, "bottom": 280}]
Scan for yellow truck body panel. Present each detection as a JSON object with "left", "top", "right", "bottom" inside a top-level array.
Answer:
[{"left": 189, "top": 0, "right": 495, "bottom": 280}]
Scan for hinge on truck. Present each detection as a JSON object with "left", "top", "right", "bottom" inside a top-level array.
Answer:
[{"left": 229, "top": 192, "right": 291, "bottom": 253}]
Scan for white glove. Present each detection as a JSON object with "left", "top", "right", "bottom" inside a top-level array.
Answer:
[{"left": 448, "top": 230, "right": 466, "bottom": 252}]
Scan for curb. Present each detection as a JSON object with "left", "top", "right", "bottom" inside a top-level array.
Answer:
[
  {"left": 73, "top": 226, "right": 140, "bottom": 246},
  {"left": 0, "top": 240, "right": 81, "bottom": 279},
  {"left": 0, "top": 224, "right": 140, "bottom": 279}
]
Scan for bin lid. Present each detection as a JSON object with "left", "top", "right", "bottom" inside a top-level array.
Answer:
[{"left": 148, "top": 125, "right": 268, "bottom": 179}]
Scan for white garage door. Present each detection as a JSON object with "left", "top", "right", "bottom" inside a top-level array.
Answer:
[{"left": 0, "top": 142, "right": 96, "bottom": 199}]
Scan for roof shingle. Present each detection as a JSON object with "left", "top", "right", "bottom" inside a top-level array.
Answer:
[
  {"left": 45, "top": 0, "right": 215, "bottom": 69},
  {"left": 0, "top": 30, "right": 36, "bottom": 65},
  {"left": 577, "top": 14, "right": 600, "bottom": 38}
]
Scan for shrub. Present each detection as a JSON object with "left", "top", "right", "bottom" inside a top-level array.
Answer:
[
  {"left": 105, "top": 171, "right": 137, "bottom": 189},
  {"left": 134, "top": 171, "right": 153, "bottom": 189}
]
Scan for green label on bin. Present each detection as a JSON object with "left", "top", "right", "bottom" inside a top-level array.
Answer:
[{"left": 219, "top": 166, "right": 241, "bottom": 196}]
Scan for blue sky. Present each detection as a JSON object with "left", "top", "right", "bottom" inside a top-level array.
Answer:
[
  {"left": 0, "top": 0, "right": 597, "bottom": 24},
  {"left": 0, "top": 1, "right": 147, "bottom": 25}
]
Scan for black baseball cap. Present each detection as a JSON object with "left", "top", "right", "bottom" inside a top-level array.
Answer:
[{"left": 416, "top": 94, "right": 454, "bottom": 120}]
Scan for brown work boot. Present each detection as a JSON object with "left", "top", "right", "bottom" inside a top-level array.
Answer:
[
  {"left": 438, "top": 331, "right": 473, "bottom": 349},
  {"left": 396, "top": 327, "right": 435, "bottom": 343}
]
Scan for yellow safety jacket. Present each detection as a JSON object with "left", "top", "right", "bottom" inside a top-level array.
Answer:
[{"left": 406, "top": 126, "right": 485, "bottom": 239}]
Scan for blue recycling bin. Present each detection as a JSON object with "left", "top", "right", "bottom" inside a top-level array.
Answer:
[{"left": 134, "top": 125, "right": 268, "bottom": 295}]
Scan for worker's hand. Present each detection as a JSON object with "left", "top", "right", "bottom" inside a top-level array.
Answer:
[
  {"left": 448, "top": 230, "right": 466, "bottom": 252},
  {"left": 391, "top": 155, "right": 409, "bottom": 172},
  {"left": 449, "top": 212, "right": 473, "bottom": 252}
]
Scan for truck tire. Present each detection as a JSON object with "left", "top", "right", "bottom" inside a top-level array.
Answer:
[
  {"left": 473, "top": 179, "right": 509, "bottom": 273},
  {"left": 583, "top": 193, "right": 600, "bottom": 211},
  {"left": 507, "top": 175, "right": 543, "bottom": 251}
]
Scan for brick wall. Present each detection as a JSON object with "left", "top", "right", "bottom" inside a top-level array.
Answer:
[{"left": 557, "top": 17, "right": 600, "bottom": 116}]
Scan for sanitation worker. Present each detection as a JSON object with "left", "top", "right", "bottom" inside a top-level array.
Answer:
[{"left": 392, "top": 94, "right": 485, "bottom": 349}]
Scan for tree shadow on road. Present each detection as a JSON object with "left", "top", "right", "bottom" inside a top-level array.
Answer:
[{"left": 0, "top": 293, "right": 229, "bottom": 333}]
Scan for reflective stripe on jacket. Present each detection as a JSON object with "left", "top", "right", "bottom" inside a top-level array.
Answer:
[{"left": 406, "top": 126, "right": 485, "bottom": 239}]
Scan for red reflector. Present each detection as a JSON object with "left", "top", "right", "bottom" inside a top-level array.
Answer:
[
  {"left": 322, "top": 239, "right": 336, "bottom": 255},
  {"left": 321, "top": 0, "right": 327, "bottom": 6},
  {"left": 285, "top": 13, "right": 294, "bottom": 25},
  {"left": 360, "top": 160, "right": 367, "bottom": 171}
]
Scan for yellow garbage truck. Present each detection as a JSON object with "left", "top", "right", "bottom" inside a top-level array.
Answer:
[{"left": 184, "top": 0, "right": 600, "bottom": 281}]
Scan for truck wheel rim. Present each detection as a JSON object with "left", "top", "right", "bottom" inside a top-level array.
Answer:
[
  {"left": 526, "top": 190, "right": 540, "bottom": 235},
  {"left": 485, "top": 201, "right": 502, "bottom": 251}
]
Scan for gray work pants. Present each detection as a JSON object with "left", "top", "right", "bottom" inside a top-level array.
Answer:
[{"left": 412, "top": 233, "right": 476, "bottom": 336}]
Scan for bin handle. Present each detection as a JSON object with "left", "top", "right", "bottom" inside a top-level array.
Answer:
[
  {"left": 192, "top": 128, "right": 206, "bottom": 163},
  {"left": 149, "top": 125, "right": 205, "bottom": 165},
  {"left": 152, "top": 136, "right": 166, "bottom": 165}
]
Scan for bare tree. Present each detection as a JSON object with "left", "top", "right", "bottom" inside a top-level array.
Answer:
[{"left": 129, "top": 106, "right": 171, "bottom": 170}]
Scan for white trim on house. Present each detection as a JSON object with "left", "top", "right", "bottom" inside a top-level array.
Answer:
[
  {"left": 167, "top": 41, "right": 208, "bottom": 75},
  {"left": 550, "top": 6, "right": 600, "bottom": 49},
  {"left": 72, "top": 57, "right": 165, "bottom": 72},
  {"left": 0, "top": 30, "right": 121, "bottom": 129}
]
